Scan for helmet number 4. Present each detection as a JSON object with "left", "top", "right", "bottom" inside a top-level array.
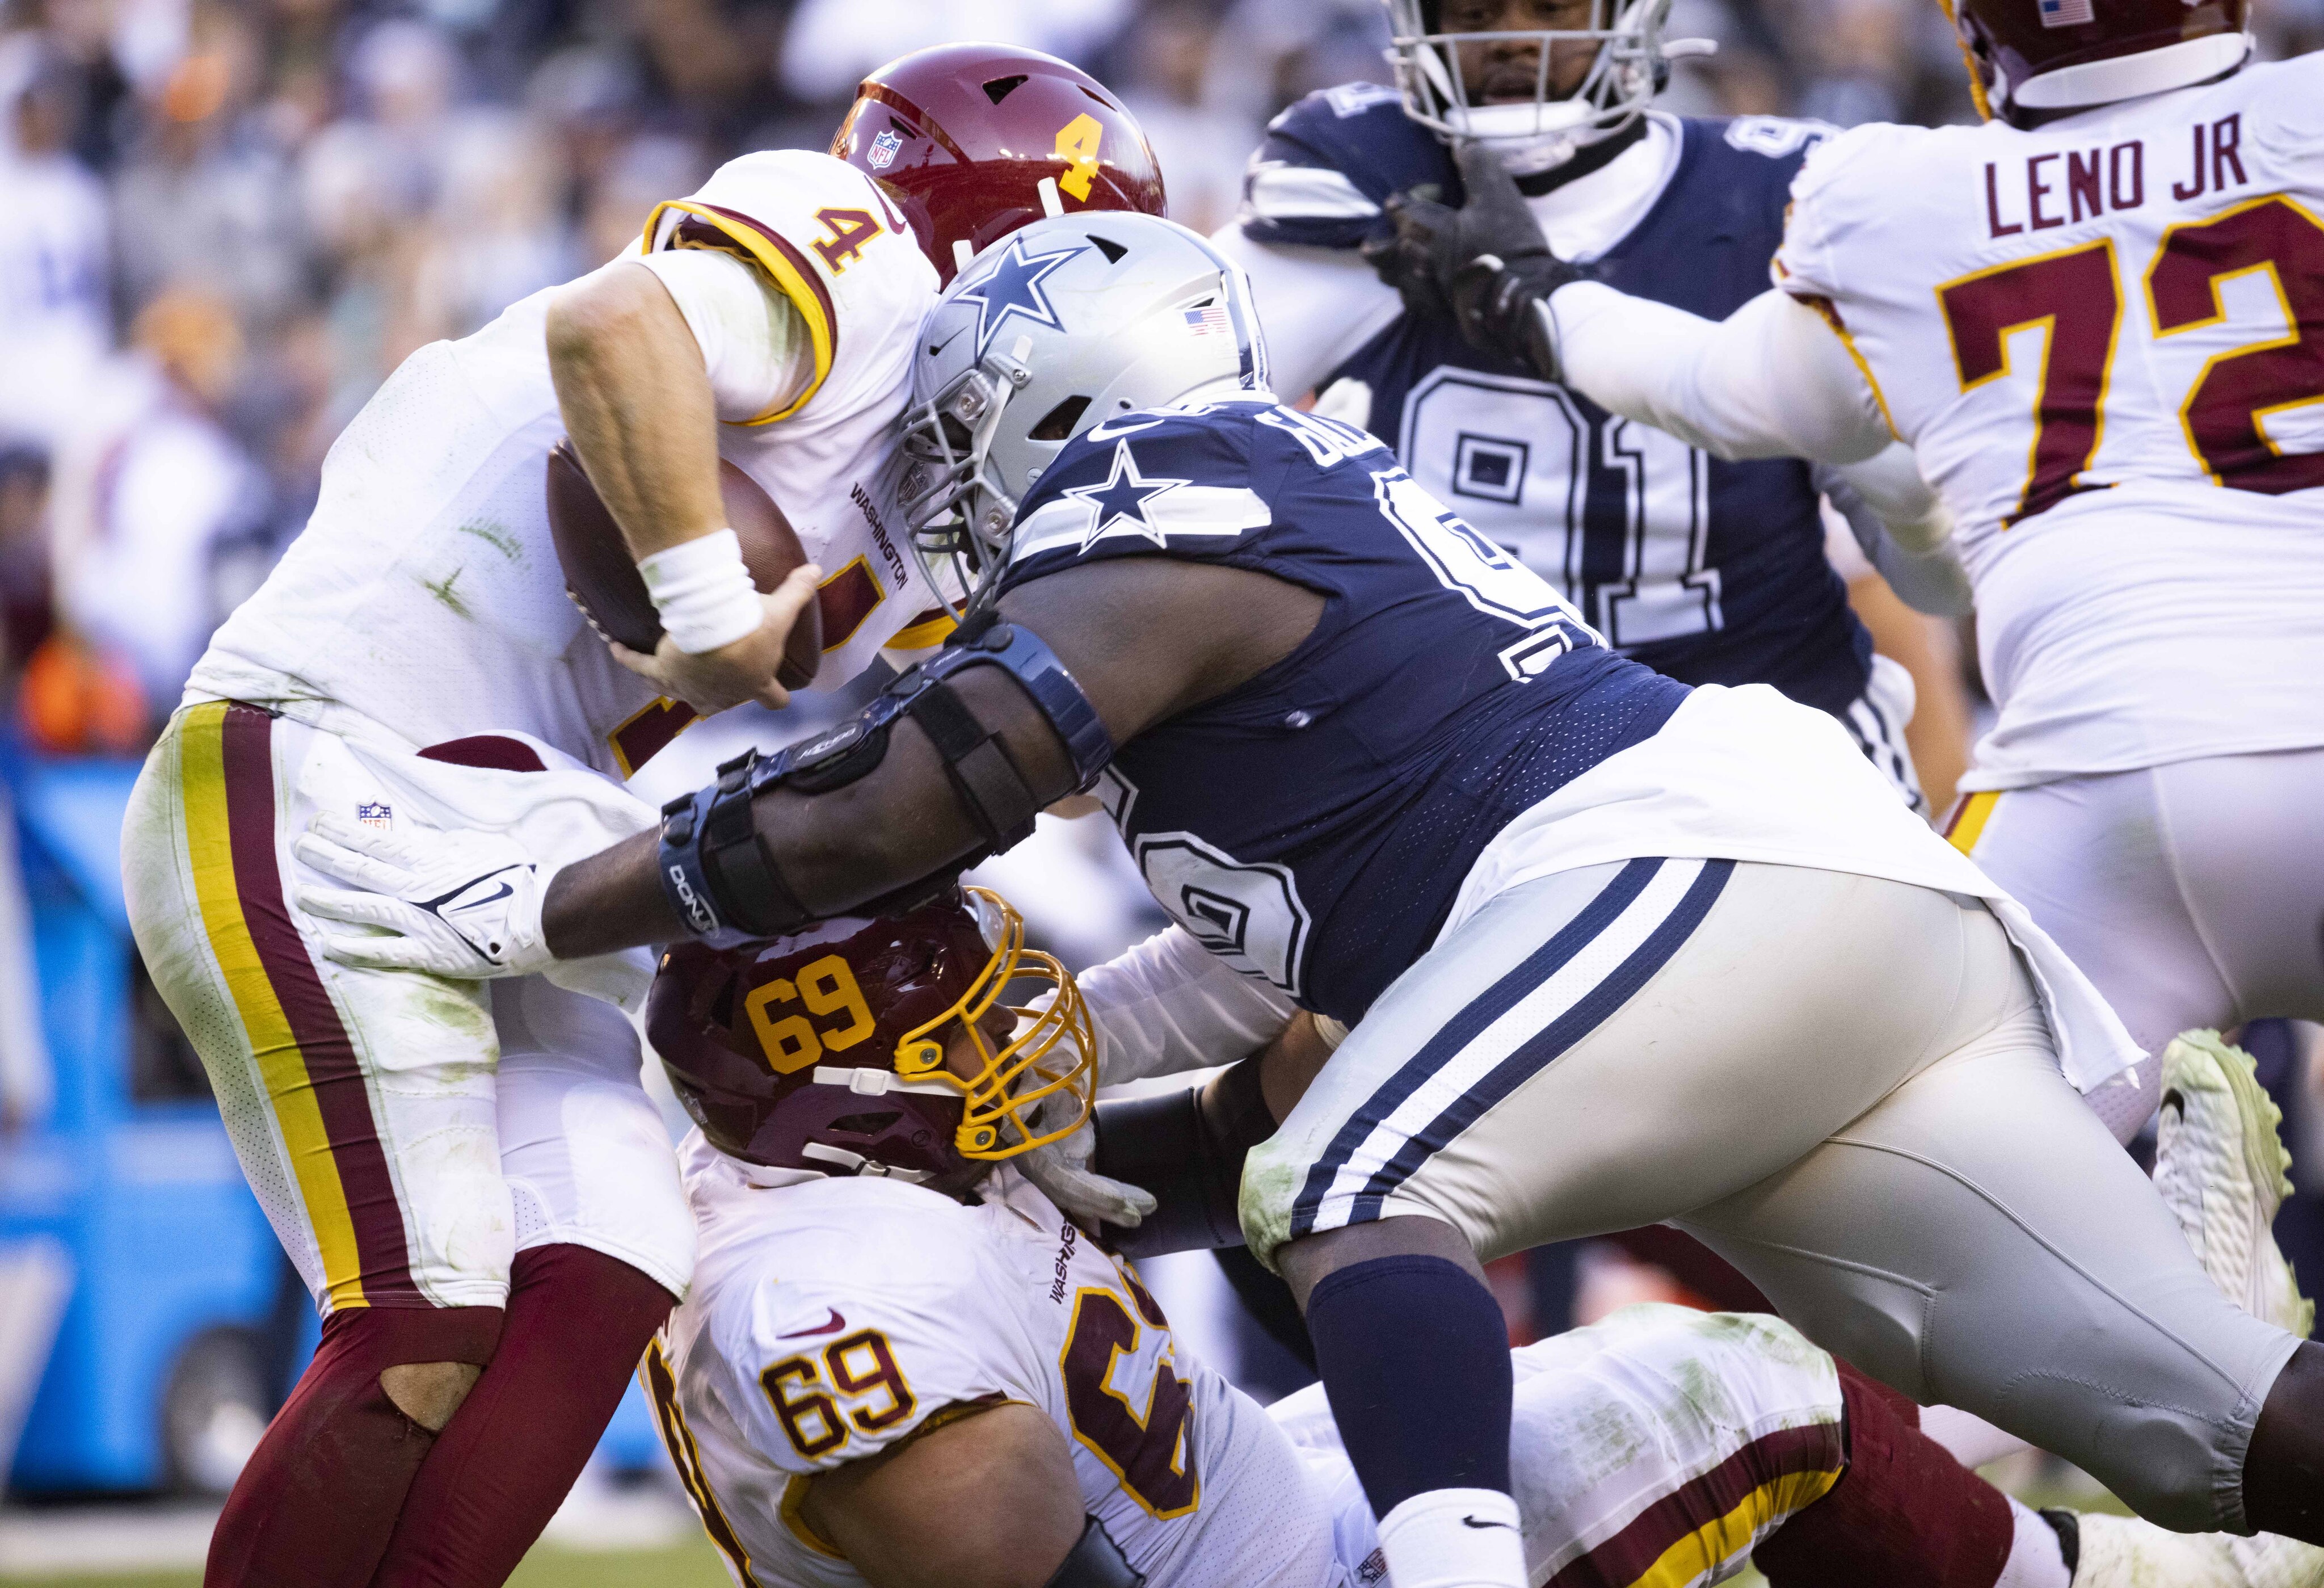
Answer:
[{"left": 1054, "top": 114, "right": 1103, "bottom": 201}]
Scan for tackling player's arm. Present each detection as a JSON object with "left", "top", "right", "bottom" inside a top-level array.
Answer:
[
  {"left": 1372, "top": 137, "right": 1894, "bottom": 467},
  {"left": 546, "top": 258, "right": 822, "bottom": 713},
  {"left": 536, "top": 556, "right": 1324, "bottom": 960}
]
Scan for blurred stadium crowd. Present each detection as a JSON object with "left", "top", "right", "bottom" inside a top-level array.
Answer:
[{"left": 5, "top": 0, "right": 2324, "bottom": 757}]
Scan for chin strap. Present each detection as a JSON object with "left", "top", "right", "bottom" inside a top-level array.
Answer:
[
  {"left": 656, "top": 620, "right": 1113, "bottom": 948},
  {"left": 1045, "top": 1517, "right": 1144, "bottom": 1588}
]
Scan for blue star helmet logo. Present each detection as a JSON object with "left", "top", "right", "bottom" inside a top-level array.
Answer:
[
  {"left": 1062, "top": 440, "right": 1189, "bottom": 549},
  {"left": 953, "top": 234, "right": 1087, "bottom": 360}
]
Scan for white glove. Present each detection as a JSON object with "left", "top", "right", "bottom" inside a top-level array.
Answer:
[
  {"left": 1016, "top": 1096, "right": 1158, "bottom": 1230},
  {"left": 293, "top": 813, "right": 553, "bottom": 978}
]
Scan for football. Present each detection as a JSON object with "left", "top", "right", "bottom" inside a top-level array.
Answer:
[{"left": 546, "top": 440, "right": 823, "bottom": 690}]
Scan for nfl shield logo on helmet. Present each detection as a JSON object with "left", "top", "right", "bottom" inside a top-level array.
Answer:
[
  {"left": 357, "top": 801, "right": 392, "bottom": 831},
  {"left": 869, "top": 129, "right": 903, "bottom": 170},
  {"left": 2039, "top": 0, "right": 2094, "bottom": 27}
]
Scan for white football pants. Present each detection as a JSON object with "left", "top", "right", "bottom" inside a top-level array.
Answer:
[{"left": 1948, "top": 746, "right": 2324, "bottom": 1139}]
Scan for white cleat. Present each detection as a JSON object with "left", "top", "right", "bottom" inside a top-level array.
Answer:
[
  {"left": 2074, "top": 1514, "right": 2324, "bottom": 1588},
  {"left": 2152, "top": 1030, "right": 2314, "bottom": 1339}
]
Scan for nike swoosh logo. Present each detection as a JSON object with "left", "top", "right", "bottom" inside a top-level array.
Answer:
[
  {"left": 779, "top": 1308, "right": 848, "bottom": 1339},
  {"left": 1085, "top": 417, "right": 1166, "bottom": 442},
  {"left": 1461, "top": 1516, "right": 1516, "bottom": 1531},
  {"left": 445, "top": 882, "right": 513, "bottom": 913}
]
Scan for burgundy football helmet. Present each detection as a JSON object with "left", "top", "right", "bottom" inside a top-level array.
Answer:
[
  {"left": 646, "top": 886, "right": 1095, "bottom": 1186},
  {"left": 1944, "top": 0, "right": 2249, "bottom": 126},
  {"left": 830, "top": 43, "right": 1168, "bottom": 285}
]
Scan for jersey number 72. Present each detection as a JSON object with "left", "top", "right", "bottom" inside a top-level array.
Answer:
[{"left": 1936, "top": 195, "right": 2324, "bottom": 519}]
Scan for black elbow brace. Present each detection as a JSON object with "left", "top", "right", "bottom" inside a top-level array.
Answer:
[
  {"left": 656, "top": 620, "right": 1113, "bottom": 948},
  {"left": 1092, "top": 1056, "right": 1276, "bottom": 1258},
  {"left": 1045, "top": 1516, "right": 1144, "bottom": 1588}
]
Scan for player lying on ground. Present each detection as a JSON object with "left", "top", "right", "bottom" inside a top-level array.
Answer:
[
  {"left": 119, "top": 45, "right": 1164, "bottom": 1588},
  {"left": 1360, "top": 0, "right": 2324, "bottom": 1147},
  {"left": 293, "top": 211, "right": 2324, "bottom": 1588},
  {"left": 1216, "top": 0, "right": 1968, "bottom": 812},
  {"left": 638, "top": 887, "right": 2323, "bottom": 1588}
]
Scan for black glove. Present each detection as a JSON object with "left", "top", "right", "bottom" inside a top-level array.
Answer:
[
  {"left": 1359, "top": 184, "right": 1458, "bottom": 325},
  {"left": 1366, "top": 140, "right": 1583, "bottom": 381}
]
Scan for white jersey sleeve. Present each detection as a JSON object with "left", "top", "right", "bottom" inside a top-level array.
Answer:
[
  {"left": 1076, "top": 926, "right": 1299, "bottom": 1086},
  {"left": 688, "top": 1197, "right": 1026, "bottom": 1479},
  {"left": 633, "top": 249, "right": 815, "bottom": 425},
  {"left": 1207, "top": 222, "right": 1404, "bottom": 402},
  {"left": 643, "top": 150, "right": 955, "bottom": 678},
  {"left": 1548, "top": 280, "right": 1892, "bottom": 464}
]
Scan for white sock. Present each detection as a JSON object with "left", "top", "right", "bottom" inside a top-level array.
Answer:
[
  {"left": 1996, "top": 1498, "right": 2073, "bottom": 1588},
  {"left": 1376, "top": 1488, "right": 1528, "bottom": 1588}
]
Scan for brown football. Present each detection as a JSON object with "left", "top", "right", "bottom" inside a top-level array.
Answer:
[{"left": 546, "top": 440, "right": 823, "bottom": 690}]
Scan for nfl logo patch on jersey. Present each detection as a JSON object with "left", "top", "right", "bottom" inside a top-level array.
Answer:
[
  {"left": 869, "top": 129, "right": 903, "bottom": 170},
  {"left": 357, "top": 801, "right": 392, "bottom": 831},
  {"left": 2039, "top": 0, "right": 2093, "bottom": 27}
]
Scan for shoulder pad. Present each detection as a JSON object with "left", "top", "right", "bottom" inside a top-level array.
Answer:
[
  {"left": 1239, "top": 82, "right": 1452, "bottom": 251},
  {"left": 1007, "top": 405, "right": 1279, "bottom": 568}
]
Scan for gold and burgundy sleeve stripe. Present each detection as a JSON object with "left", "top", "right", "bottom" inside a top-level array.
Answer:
[
  {"left": 180, "top": 701, "right": 418, "bottom": 1310},
  {"left": 643, "top": 198, "right": 839, "bottom": 425},
  {"left": 1548, "top": 1418, "right": 1846, "bottom": 1588},
  {"left": 1944, "top": 790, "right": 2001, "bottom": 856},
  {"left": 816, "top": 556, "right": 885, "bottom": 653}
]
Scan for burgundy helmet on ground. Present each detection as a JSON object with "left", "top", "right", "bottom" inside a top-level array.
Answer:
[
  {"left": 1944, "top": 0, "right": 2249, "bottom": 126},
  {"left": 646, "top": 886, "right": 1095, "bottom": 1186},
  {"left": 831, "top": 43, "right": 1168, "bottom": 285}
]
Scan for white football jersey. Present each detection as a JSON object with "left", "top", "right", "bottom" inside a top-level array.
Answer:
[
  {"left": 1775, "top": 54, "right": 2324, "bottom": 789},
  {"left": 647, "top": 1135, "right": 1343, "bottom": 1588},
  {"left": 188, "top": 150, "right": 946, "bottom": 781}
]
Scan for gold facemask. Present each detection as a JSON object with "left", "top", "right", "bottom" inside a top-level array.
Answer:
[{"left": 891, "top": 887, "right": 1097, "bottom": 1158}]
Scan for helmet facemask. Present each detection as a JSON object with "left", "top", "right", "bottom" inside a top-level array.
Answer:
[
  {"left": 893, "top": 887, "right": 1096, "bottom": 1159},
  {"left": 899, "top": 359, "right": 1031, "bottom": 622},
  {"left": 1384, "top": 0, "right": 1706, "bottom": 174}
]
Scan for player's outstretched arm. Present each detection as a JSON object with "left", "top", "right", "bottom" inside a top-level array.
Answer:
[
  {"left": 1376, "top": 140, "right": 1893, "bottom": 469},
  {"left": 535, "top": 557, "right": 1326, "bottom": 960},
  {"left": 547, "top": 262, "right": 815, "bottom": 713},
  {"left": 795, "top": 1401, "right": 1089, "bottom": 1588}
]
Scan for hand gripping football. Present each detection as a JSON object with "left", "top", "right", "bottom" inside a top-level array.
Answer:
[{"left": 546, "top": 440, "right": 824, "bottom": 689}]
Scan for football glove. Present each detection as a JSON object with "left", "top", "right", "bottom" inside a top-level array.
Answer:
[
  {"left": 294, "top": 813, "right": 553, "bottom": 979},
  {"left": 1017, "top": 1091, "right": 1159, "bottom": 1230},
  {"left": 1373, "top": 140, "right": 1582, "bottom": 382}
]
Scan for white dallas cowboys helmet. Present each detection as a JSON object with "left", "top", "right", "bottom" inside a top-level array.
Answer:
[
  {"left": 1384, "top": 0, "right": 1713, "bottom": 175},
  {"left": 898, "top": 212, "right": 1268, "bottom": 608}
]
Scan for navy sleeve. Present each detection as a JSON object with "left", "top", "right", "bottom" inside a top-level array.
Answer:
[{"left": 1236, "top": 84, "right": 1455, "bottom": 252}]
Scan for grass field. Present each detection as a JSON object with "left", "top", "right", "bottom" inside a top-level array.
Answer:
[
  {"left": 0, "top": 1537, "right": 733, "bottom": 1588},
  {"left": 0, "top": 1466, "right": 2129, "bottom": 1586}
]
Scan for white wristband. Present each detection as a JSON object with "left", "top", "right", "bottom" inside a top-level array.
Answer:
[{"left": 637, "top": 528, "right": 764, "bottom": 655}]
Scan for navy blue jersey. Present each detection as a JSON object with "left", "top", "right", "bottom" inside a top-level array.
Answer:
[
  {"left": 996, "top": 400, "right": 1686, "bottom": 1024},
  {"left": 1240, "top": 94, "right": 1874, "bottom": 717}
]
